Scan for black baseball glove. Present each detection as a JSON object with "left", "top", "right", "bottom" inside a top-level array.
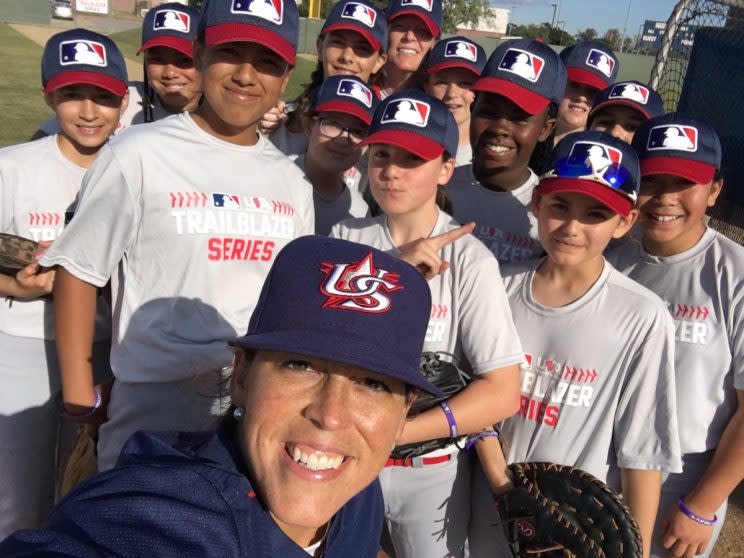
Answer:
[
  {"left": 496, "top": 462, "right": 642, "bottom": 558},
  {"left": 0, "top": 233, "right": 39, "bottom": 276}
]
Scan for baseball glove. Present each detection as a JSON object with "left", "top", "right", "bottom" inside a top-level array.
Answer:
[
  {"left": 58, "top": 424, "right": 98, "bottom": 498},
  {"left": 496, "top": 462, "right": 642, "bottom": 558},
  {"left": 0, "top": 233, "right": 39, "bottom": 276}
]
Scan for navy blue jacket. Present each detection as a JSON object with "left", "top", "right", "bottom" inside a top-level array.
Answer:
[{"left": 0, "top": 421, "right": 384, "bottom": 557}]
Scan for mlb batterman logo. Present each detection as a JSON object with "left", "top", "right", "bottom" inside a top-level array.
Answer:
[
  {"left": 341, "top": 2, "right": 377, "bottom": 27},
  {"left": 337, "top": 79, "right": 373, "bottom": 107},
  {"left": 609, "top": 83, "right": 649, "bottom": 104},
  {"left": 320, "top": 253, "right": 402, "bottom": 313},
  {"left": 154, "top": 9, "right": 191, "bottom": 33},
  {"left": 647, "top": 125, "right": 699, "bottom": 152},
  {"left": 401, "top": 0, "right": 433, "bottom": 11},
  {"left": 380, "top": 98, "right": 431, "bottom": 127},
  {"left": 231, "top": 0, "right": 283, "bottom": 24},
  {"left": 585, "top": 48, "right": 615, "bottom": 78},
  {"left": 499, "top": 48, "right": 544, "bottom": 82},
  {"left": 567, "top": 141, "right": 622, "bottom": 178},
  {"left": 59, "top": 40, "right": 107, "bottom": 67},
  {"left": 445, "top": 40, "right": 478, "bottom": 62}
]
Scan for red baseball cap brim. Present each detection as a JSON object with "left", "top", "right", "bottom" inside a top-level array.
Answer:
[
  {"left": 314, "top": 100, "right": 373, "bottom": 126},
  {"left": 205, "top": 23, "right": 296, "bottom": 65},
  {"left": 322, "top": 23, "right": 381, "bottom": 51},
  {"left": 138, "top": 36, "right": 194, "bottom": 58},
  {"left": 360, "top": 129, "right": 444, "bottom": 160},
  {"left": 566, "top": 67, "right": 608, "bottom": 91},
  {"left": 588, "top": 99, "right": 652, "bottom": 122},
  {"left": 45, "top": 71, "right": 128, "bottom": 98},
  {"left": 537, "top": 177, "right": 634, "bottom": 217},
  {"left": 640, "top": 156, "right": 716, "bottom": 185},
  {"left": 472, "top": 77, "right": 549, "bottom": 115},
  {"left": 390, "top": 10, "right": 440, "bottom": 38},
  {"left": 425, "top": 61, "right": 480, "bottom": 75}
]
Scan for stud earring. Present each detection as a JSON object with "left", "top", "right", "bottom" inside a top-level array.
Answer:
[{"left": 233, "top": 406, "right": 245, "bottom": 420}]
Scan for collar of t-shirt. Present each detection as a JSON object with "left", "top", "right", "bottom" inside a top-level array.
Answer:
[
  {"left": 382, "top": 207, "right": 452, "bottom": 254},
  {"left": 638, "top": 227, "right": 716, "bottom": 265},
  {"left": 468, "top": 168, "right": 538, "bottom": 203},
  {"left": 181, "top": 112, "right": 268, "bottom": 152},
  {"left": 455, "top": 144, "right": 472, "bottom": 167}
]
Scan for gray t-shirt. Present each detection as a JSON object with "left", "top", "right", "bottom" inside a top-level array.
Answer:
[
  {"left": 500, "top": 259, "right": 682, "bottom": 486},
  {"left": 608, "top": 228, "right": 744, "bottom": 454},
  {"left": 331, "top": 209, "right": 523, "bottom": 375},
  {"left": 40, "top": 113, "right": 314, "bottom": 383},
  {"left": 448, "top": 166, "right": 543, "bottom": 263},
  {"left": 454, "top": 144, "right": 472, "bottom": 168}
]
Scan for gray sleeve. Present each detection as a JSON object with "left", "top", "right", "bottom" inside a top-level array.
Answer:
[
  {"left": 731, "top": 289, "right": 744, "bottom": 390},
  {"left": 613, "top": 311, "right": 682, "bottom": 473},
  {"left": 39, "top": 145, "right": 140, "bottom": 287},
  {"left": 39, "top": 116, "right": 60, "bottom": 136},
  {"left": 298, "top": 181, "right": 315, "bottom": 237}
]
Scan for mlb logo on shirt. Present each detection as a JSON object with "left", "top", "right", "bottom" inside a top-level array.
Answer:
[
  {"left": 567, "top": 142, "right": 622, "bottom": 176},
  {"left": 337, "top": 79, "right": 373, "bottom": 108},
  {"left": 380, "top": 98, "right": 431, "bottom": 127},
  {"left": 213, "top": 193, "right": 242, "bottom": 209},
  {"left": 609, "top": 83, "right": 649, "bottom": 104},
  {"left": 585, "top": 48, "right": 615, "bottom": 78},
  {"left": 231, "top": 0, "right": 283, "bottom": 24},
  {"left": 340, "top": 2, "right": 377, "bottom": 27},
  {"left": 445, "top": 40, "right": 477, "bottom": 62},
  {"left": 153, "top": 9, "right": 191, "bottom": 33},
  {"left": 498, "top": 48, "right": 544, "bottom": 83},
  {"left": 401, "top": 0, "right": 433, "bottom": 11},
  {"left": 59, "top": 40, "right": 107, "bottom": 67},
  {"left": 647, "top": 125, "right": 699, "bottom": 152}
]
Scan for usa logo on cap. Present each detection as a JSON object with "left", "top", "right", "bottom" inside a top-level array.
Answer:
[
  {"left": 59, "top": 40, "right": 107, "bottom": 67},
  {"left": 567, "top": 141, "right": 623, "bottom": 177},
  {"left": 401, "top": 0, "right": 433, "bottom": 12},
  {"left": 231, "top": 0, "right": 283, "bottom": 24},
  {"left": 381, "top": 98, "right": 431, "bottom": 127},
  {"left": 647, "top": 125, "right": 699, "bottom": 152},
  {"left": 586, "top": 48, "right": 615, "bottom": 78},
  {"left": 337, "top": 79, "right": 373, "bottom": 108},
  {"left": 340, "top": 2, "right": 377, "bottom": 27},
  {"left": 320, "top": 253, "right": 403, "bottom": 314},
  {"left": 609, "top": 83, "right": 649, "bottom": 104},
  {"left": 445, "top": 40, "right": 477, "bottom": 62},
  {"left": 213, "top": 193, "right": 242, "bottom": 209},
  {"left": 153, "top": 9, "right": 191, "bottom": 33},
  {"left": 499, "top": 48, "right": 544, "bottom": 83}
]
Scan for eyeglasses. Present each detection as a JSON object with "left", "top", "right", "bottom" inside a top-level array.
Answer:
[
  {"left": 542, "top": 156, "right": 638, "bottom": 201},
  {"left": 316, "top": 117, "right": 368, "bottom": 145}
]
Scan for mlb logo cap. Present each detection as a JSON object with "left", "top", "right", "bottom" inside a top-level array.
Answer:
[
  {"left": 559, "top": 40, "right": 619, "bottom": 90},
  {"left": 360, "top": 89, "right": 458, "bottom": 160},
  {"left": 632, "top": 113, "right": 721, "bottom": 185},
  {"left": 588, "top": 80, "right": 664, "bottom": 123},
  {"left": 200, "top": 0, "right": 299, "bottom": 65},
  {"left": 230, "top": 236, "right": 442, "bottom": 396},
  {"left": 42, "top": 28, "right": 128, "bottom": 97},
  {"left": 424, "top": 36, "right": 487, "bottom": 76},
  {"left": 473, "top": 39, "right": 567, "bottom": 115},
  {"left": 139, "top": 2, "right": 201, "bottom": 57},
  {"left": 312, "top": 75, "right": 378, "bottom": 125},
  {"left": 322, "top": 0, "right": 387, "bottom": 51},
  {"left": 539, "top": 131, "right": 640, "bottom": 216},
  {"left": 387, "top": 0, "right": 443, "bottom": 38}
]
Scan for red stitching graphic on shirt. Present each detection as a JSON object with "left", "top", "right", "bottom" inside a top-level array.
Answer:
[
  {"left": 170, "top": 192, "right": 208, "bottom": 208},
  {"left": 29, "top": 213, "right": 61, "bottom": 226},
  {"left": 430, "top": 304, "right": 448, "bottom": 319},
  {"left": 506, "top": 232, "right": 536, "bottom": 247},
  {"left": 272, "top": 201, "right": 295, "bottom": 215},
  {"left": 563, "top": 367, "right": 598, "bottom": 383},
  {"left": 674, "top": 304, "right": 710, "bottom": 320}
]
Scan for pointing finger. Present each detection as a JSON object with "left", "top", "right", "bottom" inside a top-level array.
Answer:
[{"left": 429, "top": 222, "right": 475, "bottom": 250}]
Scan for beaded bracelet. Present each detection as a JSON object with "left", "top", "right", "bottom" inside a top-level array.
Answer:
[
  {"left": 464, "top": 430, "right": 500, "bottom": 452},
  {"left": 677, "top": 499, "right": 717, "bottom": 526},
  {"left": 439, "top": 401, "right": 458, "bottom": 438},
  {"left": 59, "top": 389, "right": 102, "bottom": 418}
]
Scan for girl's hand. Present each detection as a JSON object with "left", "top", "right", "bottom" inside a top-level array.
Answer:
[
  {"left": 398, "top": 222, "right": 475, "bottom": 280},
  {"left": 661, "top": 505, "right": 715, "bottom": 558},
  {"left": 259, "top": 101, "right": 288, "bottom": 135},
  {"left": 13, "top": 262, "right": 55, "bottom": 298}
]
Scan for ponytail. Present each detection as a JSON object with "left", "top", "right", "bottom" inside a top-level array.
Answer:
[{"left": 435, "top": 151, "right": 455, "bottom": 214}]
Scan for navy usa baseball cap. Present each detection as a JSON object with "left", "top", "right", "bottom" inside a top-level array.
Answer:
[
  {"left": 632, "top": 113, "right": 721, "bottom": 185},
  {"left": 199, "top": 0, "right": 299, "bottom": 65},
  {"left": 313, "top": 75, "right": 378, "bottom": 125},
  {"left": 424, "top": 36, "right": 487, "bottom": 76},
  {"left": 230, "top": 236, "right": 442, "bottom": 396},
  {"left": 42, "top": 28, "right": 128, "bottom": 97},
  {"left": 360, "top": 89, "right": 458, "bottom": 160},
  {"left": 387, "top": 0, "right": 443, "bottom": 38},
  {"left": 322, "top": 0, "right": 387, "bottom": 52},
  {"left": 139, "top": 2, "right": 201, "bottom": 57},
  {"left": 473, "top": 39, "right": 567, "bottom": 115},
  {"left": 539, "top": 131, "right": 640, "bottom": 217},
  {"left": 588, "top": 80, "right": 664, "bottom": 123},
  {"left": 559, "top": 40, "right": 619, "bottom": 91}
]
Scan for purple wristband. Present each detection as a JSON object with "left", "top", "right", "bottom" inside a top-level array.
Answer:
[
  {"left": 439, "top": 402, "right": 458, "bottom": 438},
  {"left": 677, "top": 499, "right": 717, "bottom": 526},
  {"left": 59, "top": 389, "right": 102, "bottom": 418},
  {"left": 464, "top": 430, "right": 499, "bottom": 452}
]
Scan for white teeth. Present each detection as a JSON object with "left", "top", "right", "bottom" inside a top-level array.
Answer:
[
  {"left": 292, "top": 447, "right": 301, "bottom": 462},
  {"left": 290, "top": 447, "right": 344, "bottom": 471},
  {"left": 486, "top": 145, "right": 510, "bottom": 153},
  {"left": 653, "top": 215, "right": 679, "bottom": 222},
  {"left": 398, "top": 48, "right": 417, "bottom": 54}
]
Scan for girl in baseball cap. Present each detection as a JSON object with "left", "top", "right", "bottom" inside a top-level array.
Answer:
[
  {"left": 588, "top": 80, "right": 665, "bottom": 144},
  {"left": 331, "top": 89, "right": 524, "bottom": 558}
]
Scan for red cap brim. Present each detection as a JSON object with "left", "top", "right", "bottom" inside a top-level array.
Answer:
[
  {"left": 360, "top": 129, "right": 443, "bottom": 160},
  {"left": 425, "top": 61, "right": 480, "bottom": 75},
  {"left": 138, "top": 36, "right": 194, "bottom": 58},
  {"left": 537, "top": 177, "right": 633, "bottom": 217},
  {"left": 472, "top": 77, "right": 549, "bottom": 115},
  {"left": 322, "top": 23, "right": 381, "bottom": 52},
  {"left": 640, "top": 157, "right": 716, "bottom": 185},
  {"left": 314, "top": 100, "right": 373, "bottom": 125},
  {"left": 45, "top": 71, "right": 128, "bottom": 97},
  {"left": 390, "top": 10, "right": 440, "bottom": 38},
  {"left": 567, "top": 67, "right": 608, "bottom": 91},
  {"left": 588, "top": 99, "right": 651, "bottom": 122},
  {"left": 205, "top": 23, "right": 296, "bottom": 65}
]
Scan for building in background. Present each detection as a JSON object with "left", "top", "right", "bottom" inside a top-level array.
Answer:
[{"left": 456, "top": 7, "right": 509, "bottom": 38}]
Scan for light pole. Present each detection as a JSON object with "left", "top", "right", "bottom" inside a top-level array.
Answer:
[
  {"left": 557, "top": 19, "right": 566, "bottom": 45},
  {"left": 620, "top": 0, "right": 633, "bottom": 53},
  {"left": 551, "top": 3, "right": 557, "bottom": 29}
]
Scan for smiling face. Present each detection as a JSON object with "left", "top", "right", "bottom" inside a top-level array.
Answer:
[
  {"left": 305, "top": 111, "right": 368, "bottom": 174},
  {"left": 589, "top": 104, "right": 647, "bottom": 144},
  {"left": 557, "top": 81, "right": 599, "bottom": 132},
  {"left": 144, "top": 45, "right": 201, "bottom": 112},
  {"left": 318, "top": 29, "right": 386, "bottom": 82},
  {"left": 386, "top": 14, "right": 436, "bottom": 74},
  {"left": 636, "top": 173, "right": 722, "bottom": 256},
  {"left": 425, "top": 67, "right": 477, "bottom": 129},
  {"left": 231, "top": 349, "right": 410, "bottom": 545}
]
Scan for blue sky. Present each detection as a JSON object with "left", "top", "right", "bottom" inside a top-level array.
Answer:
[{"left": 491, "top": 0, "right": 678, "bottom": 37}]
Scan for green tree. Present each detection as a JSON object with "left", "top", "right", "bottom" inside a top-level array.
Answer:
[
  {"left": 600, "top": 28, "right": 622, "bottom": 50},
  {"left": 576, "top": 27, "right": 598, "bottom": 41},
  {"left": 442, "top": 0, "right": 491, "bottom": 33}
]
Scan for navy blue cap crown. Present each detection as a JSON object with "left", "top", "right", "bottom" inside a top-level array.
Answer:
[
  {"left": 322, "top": 0, "right": 387, "bottom": 51},
  {"left": 140, "top": 2, "right": 201, "bottom": 56},
  {"left": 425, "top": 36, "right": 487, "bottom": 75},
  {"left": 313, "top": 75, "right": 378, "bottom": 125},
  {"left": 559, "top": 40, "right": 619, "bottom": 90},
  {"left": 589, "top": 80, "right": 664, "bottom": 122},
  {"left": 230, "top": 236, "right": 440, "bottom": 395},
  {"left": 42, "top": 28, "right": 128, "bottom": 97},
  {"left": 387, "top": 0, "right": 443, "bottom": 37}
]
